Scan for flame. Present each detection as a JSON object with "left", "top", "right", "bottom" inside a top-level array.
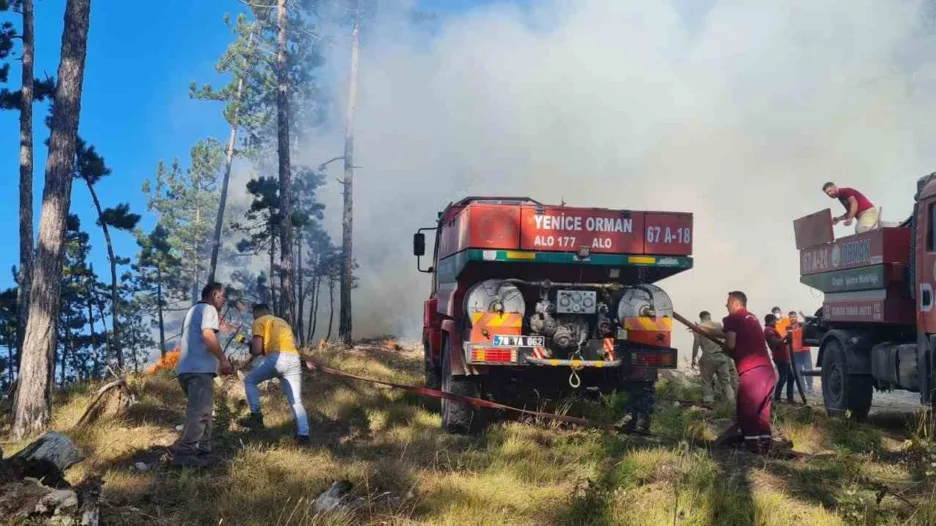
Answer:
[{"left": 145, "top": 345, "right": 181, "bottom": 375}]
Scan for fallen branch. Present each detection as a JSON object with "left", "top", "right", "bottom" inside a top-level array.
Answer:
[{"left": 74, "top": 378, "right": 129, "bottom": 428}]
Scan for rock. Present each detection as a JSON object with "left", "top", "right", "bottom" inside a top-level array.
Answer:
[
  {"left": 175, "top": 424, "right": 184, "bottom": 432},
  {"left": 133, "top": 462, "right": 151, "bottom": 472},
  {"left": 34, "top": 488, "right": 79, "bottom": 515},
  {"left": 313, "top": 480, "right": 354, "bottom": 513}
]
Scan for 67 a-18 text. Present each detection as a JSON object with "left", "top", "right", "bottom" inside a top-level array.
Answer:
[{"left": 646, "top": 226, "right": 691, "bottom": 244}]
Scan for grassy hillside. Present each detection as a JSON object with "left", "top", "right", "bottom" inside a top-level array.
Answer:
[{"left": 3, "top": 342, "right": 935, "bottom": 525}]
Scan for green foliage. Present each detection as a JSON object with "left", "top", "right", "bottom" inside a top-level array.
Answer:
[
  {"left": 118, "top": 274, "right": 156, "bottom": 373},
  {"left": 58, "top": 215, "right": 106, "bottom": 383},
  {"left": 213, "top": 388, "right": 236, "bottom": 443},
  {"left": 0, "top": 1, "right": 17, "bottom": 87},
  {"left": 143, "top": 139, "right": 225, "bottom": 301},
  {"left": 98, "top": 203, "right": 141, "bottom": 231},
  {"left": 74, "top": 136, "right": 110, "bottom": 185},
  {"left": 133, "top": 223, "right": 187, "bottom": 331},
  {"left": 0, "top": 286, "right": 17, "bottom": 387},
  {"left": 190, "top": 7, "right": 326, "bottom": 162}
]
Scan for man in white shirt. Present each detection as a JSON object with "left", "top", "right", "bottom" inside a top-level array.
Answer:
[{"left": 171, "top": 282, "right": 233, "bottom": 468}]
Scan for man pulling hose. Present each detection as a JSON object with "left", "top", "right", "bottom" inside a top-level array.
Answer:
[
  {"left": 701, "top": 291, "right": 777, "bottom": 454},
  {"left": 238, "top": 303, "right": 312, "bottom": 445}
]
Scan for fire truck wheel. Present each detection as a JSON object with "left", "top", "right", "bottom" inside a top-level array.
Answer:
[
  {"left": 424, "top": 341, "right": 441, "bottom": 390},
  {"left": 821, "top": 339, "right": 873, "bottom": 420},
  {"left": 441, "top": 338, "right": 484, "bottom": 435}
]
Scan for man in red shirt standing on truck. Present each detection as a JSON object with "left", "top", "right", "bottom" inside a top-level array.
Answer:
[
  {"left": 703, "top": 291, "right": 777, "bottom": 454},
  {"left": 823, "top": 182, "right": 879, "bottom": 233}
]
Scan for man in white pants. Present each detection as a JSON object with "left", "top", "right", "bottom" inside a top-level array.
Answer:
[
  {"left": 823, "top": 182, "right": 879, "bottom": 234},
  {"left": 238, "top": 303, "right": 311, "bottom": 444}
]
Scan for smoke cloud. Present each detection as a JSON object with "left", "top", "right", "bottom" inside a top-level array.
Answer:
[{"left": 295, "top": 0, "right": 936, "bottom": 356}]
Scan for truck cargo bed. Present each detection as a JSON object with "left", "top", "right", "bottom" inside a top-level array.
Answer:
[
  {"left": 799, "top": 227, "right": 911, "bottom": 276},
  {"left": 793, "top": 215, "right": 914, "bottom": 325}
]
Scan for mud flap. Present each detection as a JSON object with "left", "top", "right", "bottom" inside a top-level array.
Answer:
[{"left": 922, "top": 334, "right": 935, "bottom": 405}]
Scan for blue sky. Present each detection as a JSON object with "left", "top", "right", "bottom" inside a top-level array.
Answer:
[
  {"left": 0, "top": 0, "right": 541, "bottom": 290},
  {"left": 0, "top": 0, "right": 712, "bottom": 292}
]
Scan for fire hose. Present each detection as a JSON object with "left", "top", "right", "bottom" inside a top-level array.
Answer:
[
  {"left": 672, "top": 311, "right": 808, "bottom": 406},
  {"left": 301, "top": 359, "right": 714, "bottom": 433}
]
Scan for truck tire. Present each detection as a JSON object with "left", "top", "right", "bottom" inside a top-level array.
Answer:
[
  {"left": 441, "top": 338, "right": 484, "bottom": 434},
  {"left": 424, "top": 340, "right": 441, "bottom": 390},
  {"left": 821, "top": 339, "right": 873, "bottom": 419}
]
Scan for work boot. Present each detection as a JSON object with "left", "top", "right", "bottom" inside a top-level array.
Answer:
[
  {"left": 237, "top": 412, "right": 265, "bottom": 430},
  {"left": 295, "top": 434, "right": 312, "bottom": 446},
  {"left": 744, "top": 437, "right": 772, "bottom": 455}
]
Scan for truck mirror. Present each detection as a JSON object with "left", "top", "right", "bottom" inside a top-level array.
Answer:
[{"left": 413, "top": 232, "right": 426, "bottom": 257}]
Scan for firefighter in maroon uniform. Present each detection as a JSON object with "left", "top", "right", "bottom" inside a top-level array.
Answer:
[{"left": 703, "top": 291, "right": 776, "bottom": 454}]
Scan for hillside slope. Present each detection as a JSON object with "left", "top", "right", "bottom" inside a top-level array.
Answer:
[{"left": 3, "top": 341, "right": 935, "bottom": 525}]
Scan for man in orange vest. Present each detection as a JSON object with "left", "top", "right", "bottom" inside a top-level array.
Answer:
[
  {"left": 786, "top": 311, "right": 813, "bottom": 395},
  {"left": 773, "top": 307, "right": 790, "bottom": 337}
]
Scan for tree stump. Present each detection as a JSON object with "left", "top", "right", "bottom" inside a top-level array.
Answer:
[
  {"left": 0, "top": 431, "right": 102, "bottom": 523},
  {"left": 4, "top": 431, "right": 85, "bottom": 488}
]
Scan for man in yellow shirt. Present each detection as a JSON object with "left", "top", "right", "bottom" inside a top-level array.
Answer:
[{"left": 237, "top": 303, "right": 310, "bottom": 444}]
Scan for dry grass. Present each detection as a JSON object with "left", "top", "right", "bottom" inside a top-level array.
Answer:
[{"left": 2, "top": 342, "right": 934, "bottom": 525}]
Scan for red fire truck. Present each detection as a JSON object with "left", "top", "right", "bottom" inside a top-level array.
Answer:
[
  {"left": 795, "top": 174, "right": 936, "bottom": 418},
  {"left": 413, "top": 197, "right": 693, "bottom": 433}
]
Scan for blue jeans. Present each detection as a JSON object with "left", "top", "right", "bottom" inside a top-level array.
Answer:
[
  {"left": 244, "top": 353, "right": 310, "bottom": 436},
  {"left": 792, "top": 352, "right": 814, "bottom": 394}
]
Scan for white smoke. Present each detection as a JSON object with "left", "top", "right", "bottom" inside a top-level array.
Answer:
[{"left": 294, "top": 0, "right": 936, "bottom": 356}]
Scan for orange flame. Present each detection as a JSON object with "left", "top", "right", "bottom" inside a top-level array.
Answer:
[{"left": 145, "top": 345, "right": 181, "bottom": 375}]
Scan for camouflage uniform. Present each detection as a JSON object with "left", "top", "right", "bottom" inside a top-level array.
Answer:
[
  {"left": 694, "top": 321, "right": 738, "bottom": 406},
  {"left": 619, "top": 368, "right": 657, "bottom": 434}
]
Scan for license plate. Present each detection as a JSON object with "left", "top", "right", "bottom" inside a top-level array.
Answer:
[{"left": 493, "top": 335, "right": 544, "bottom": 347}]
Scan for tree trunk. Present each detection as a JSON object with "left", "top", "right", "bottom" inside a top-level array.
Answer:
[
  {"left": 276, "top": 0, "right": 295, "bottom": 328},
  {"left": 16, "top": 0, "right": 35, "bottom": 368},
  {"left": 269, "top": 234, "right": 277, "bottom": 314},
  {"left": 59, "top": 317, "right": 67, "bottom": 387},
  {"left": 94, "top": 295, "right": 109, "bottom": 370},
  {"left": 305, "top": 279, "right": 314, "bottom": 342},
  {"left": 296, "top": 233, "right": 304, "bottom": 344},
  {"left": 208, "top": 26, "right": 258, "bottom": 284},
  {"left": 339, "top": 2, "right": 361, "bottom": 345},
  {"left": 88, "top": 263, "right": 110, "bottom": 365},
  {"left": 156, "top": 266, "right": 166, "bottom": 358},
  {"left": 311, "top": 271, "right": 322, "bottom": 341},
  {"left": 326, "top": 277, "right": 335, "bottom": 340},
  {"left": 12, "top": 0, "right": 92, "bottom": 440},
  {"left": 85, "top": 182, "right": 121, "bottom": 369},
  {"left": 6, "top": 336, "right": 12, "bottom": 387},
  {"left": 85, "top": 295, "right": 98, "bottom": 378}
]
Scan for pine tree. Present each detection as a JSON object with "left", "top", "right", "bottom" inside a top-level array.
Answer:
[
  {"left": 0, "top": 0, "right": 55, "bottom": 380},
  {"left": 59, "top": 214, "right": 93, "bottom": 385},
  {"left": 134, "top": 224, "right": 183, "bottom": 359},
  {"left": 142, "top": 139, "right": 224, "bottom": 304},
  {"left": 338, "top": 0, "right": 361, "bottom": 345},
  {"left": 232, "top": 177, "right": 282, "bottom": 312},
  {"left": 0, "top": 287, "right": 17, "bottom": 387},
  {"left": 13, "top": 0, "right": 92, "bottom": 440},
  {"left": 74, "top": 137, "right": 140, "bottom": 369},
  {"left": 192, "top": 5, "right": 325, "bottom": 290},
  {"left": 119, "top": 274, "right": 155, "bottom": 374}
]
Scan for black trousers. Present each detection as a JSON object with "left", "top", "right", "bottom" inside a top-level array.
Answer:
[{"left": 773, "top": 359, "right": 794, "bottom": 401}]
